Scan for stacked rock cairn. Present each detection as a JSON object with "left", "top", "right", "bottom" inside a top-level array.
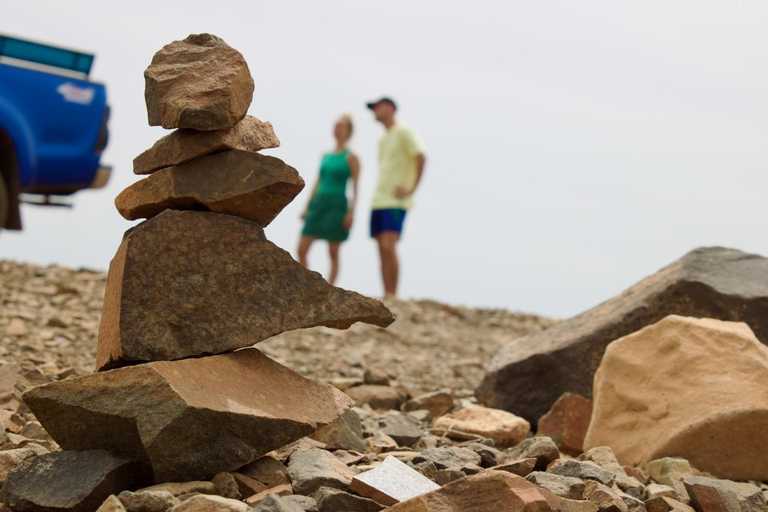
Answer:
[{"left": 17, "top": 34, "right": 394, "bottom": 486}]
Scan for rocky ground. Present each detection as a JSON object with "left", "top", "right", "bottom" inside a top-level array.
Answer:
[{"left": 0, "top": 260, "right": 556, "bottom": 399}]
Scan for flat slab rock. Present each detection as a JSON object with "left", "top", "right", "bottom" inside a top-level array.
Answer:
[
  {"left": 477, "top": 247, "right": 768, "bottom": 425},
  {"left": 584, "top": 315, "right": 768, "bottom": 481},
  {"left": 133, "top": 116, "right": 280, "bottom": 175},
  {"left": 96, "top": 210, "right": 394, "bottom": 371},
  {"left": 22, "top": 348, "right": 354, "bottom": 483},
  {"left": 117, "top": 149, "right": 304, "bottom": 227},
  {"left": 350, "top": 455, "right": 440, "bottom": 506},
  {"left": 1, "top": 450, "right": 151, "bottom": 512},
  {"left": 144, "top": 33, "right": 253, "bottom": 130},
  {"left": 386, "top": 470, "right": 599, "bottom": 512}
]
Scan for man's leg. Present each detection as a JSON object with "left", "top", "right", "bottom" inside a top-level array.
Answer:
[
  {"left": 328, "top": 242, "right": 341, "bottom": 286},
  {"left": 376, "top": 231, "right": 400, "bottom": 297},
  {"left": 297, "top": 236, "right": 315, "bottom": 268}
]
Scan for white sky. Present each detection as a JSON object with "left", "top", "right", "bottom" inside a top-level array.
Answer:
[{"left": 3, "top": 1, "right": 767, "bottom": 317}]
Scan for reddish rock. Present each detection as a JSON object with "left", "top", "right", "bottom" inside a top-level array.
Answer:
[
  {"left": 133, "top": 116, "right": 280, "bottom": 175},
  {"left": 478, "top": 247, "right": 768, "bottom": 425},
  {"left": 345, "top": 385, "right": 406, "bottom": 410},
  {"left": 144, "top": 34, "right": 253, "bottom": 130},
  {"left": 23, "top": 348, "right": 354, "bottom": 482},
  {"left": 584, "top": 316, "right": 768, "bottom": 481},
  {"left": 402, "top": 389, "right": 454, "bottom": 419},
  {"left": 117, "top": 150, "right": 303, "bottom": 227},
  {"left": 387, "top": 470, "right": 599, "bottom": 512},
  {"left": 96, "top": 210, "right": 394, "bottom": 371},
  {"left": 537, "top": 393, "right": 593, "bottom": 456}
]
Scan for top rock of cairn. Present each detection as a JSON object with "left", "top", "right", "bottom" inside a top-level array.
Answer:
[{"left": 144, "top": 33, "right": 254, "bottom": 130}]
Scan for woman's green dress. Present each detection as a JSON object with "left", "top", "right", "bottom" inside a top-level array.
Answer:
[{"left": 301, "top": 149, "right": 351, "bottom": 242}]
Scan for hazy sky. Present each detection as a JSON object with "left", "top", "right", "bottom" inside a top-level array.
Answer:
[{"left": 3, "top": 1, "right": 767, "bottom": 318}]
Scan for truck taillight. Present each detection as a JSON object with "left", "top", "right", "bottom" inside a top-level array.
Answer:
[{"left": 94, "top": 105, "right": 110, "bottom": 154}]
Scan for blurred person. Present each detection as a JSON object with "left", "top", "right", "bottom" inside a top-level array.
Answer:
[
  {"left": 366, "top": 97, "right": 426, "bottom": 299},
  {"left": 298, "top": 114, "right": 360, "bottom": 285}
]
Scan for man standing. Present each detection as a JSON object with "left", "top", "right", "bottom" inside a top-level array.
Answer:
[{"left": 366, "top": 97, "right": 426, "bottom": 299}]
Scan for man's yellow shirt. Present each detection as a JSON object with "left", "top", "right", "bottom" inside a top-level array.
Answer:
[{"left": 372, "top": 121, "right": 425, "bottom": 211}]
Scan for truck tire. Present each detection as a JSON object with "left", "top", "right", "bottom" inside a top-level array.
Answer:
[{"left": 0, "top": 173, "right": 9, "bottom": 229}]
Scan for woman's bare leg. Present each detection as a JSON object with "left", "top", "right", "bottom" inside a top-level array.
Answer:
[
  {"left": 297, "top": 236, "right": 316, "bottom": 267},
  {"left": 328, "top": 242, "right": 341, "bottom": 285}
]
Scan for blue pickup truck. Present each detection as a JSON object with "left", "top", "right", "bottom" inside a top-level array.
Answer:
[{"left": 0, "top": 34, "right": 110, "bottom": 230}]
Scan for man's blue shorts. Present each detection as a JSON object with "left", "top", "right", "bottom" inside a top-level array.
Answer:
[{"left": 370, "top": 208, "right": 407, "bottom": 238}]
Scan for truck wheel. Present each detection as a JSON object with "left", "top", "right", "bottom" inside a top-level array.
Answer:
[{"left": 0, "top": 173, "right": 9, "bottom": 229}]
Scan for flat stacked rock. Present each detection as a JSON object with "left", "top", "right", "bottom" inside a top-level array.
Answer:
[{"left": 15, "top": 33, "right": 393, "bottom": 490}]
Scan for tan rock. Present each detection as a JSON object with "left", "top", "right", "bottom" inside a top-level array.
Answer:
[
  {"left": 133, "top": 116, "right": 279, "bottom": 175},
  {"left": 537, "top": 393, "right": 593, "bottom": 456},
  {"left": 245, "top": 484, "right": 293, "bottom": 506},
  {"left": 144, "top": 34, "right": 253, "bottom": 130},
  {"left": 230, "top": 472, "right": 267, "bottom": 499},
  {"left": 432, "top": 406, "right": 530, "bottom": 448},
  {"left": 402, "top": 389, "right": 454, "bottom": 419},
  {"left": 96, "top": 210, "right": 394, "bottom": 371},
  {"left": 23, "top": 348, "right": 354, "bottom": 482},
  {"left": 138, "top": 481, "right": 216, "bottom": 497},
  {"left": 167, "top": 494, "right": 249, "bottom": 512},
  {"left": 387, "top": 470, "right": 598, "bottom": 512},
  {"left": 645, "top": 458, "right": 698, "bottom": 487},
  {"left": 117, "top": 150, "right": 303, "bottom": 226},
  {"left": 97, "top": 495, "right": 127, "bottom": 512},
  {"left": 584, "top": 316, "right": 768, "bottom": 481},
  {"left": 5, "top": 319, "right": 26, "bottom": 336}
]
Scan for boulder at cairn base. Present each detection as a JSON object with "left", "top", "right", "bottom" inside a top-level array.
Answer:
[
  {"left": 22, "top": 348, "right": 354, "bottom": 483},
  {"left": 477, "top": 247, "right": 768, "bottom": 425},
  {"left": 133, "top": 116, "right": 280, "bottom": 175},
  {"left": 96, "top": 210, "right": 393, "bottom": 371},
  {"left": 116, "top": 150, "right": 304, "bottom": 227},
  {"left": 1, "top": 450, "right": 151, "bottom": 512},
  {"left": 584, "top": 315, "right": 768, "bottom": 481},
  {"left": 144, "top": 33, "right": 253, "bottom": 130}
]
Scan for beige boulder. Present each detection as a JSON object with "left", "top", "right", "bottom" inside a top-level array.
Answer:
[
  {"left": 432, "top": 405, "right": 530, "bottom": 448},
  {"left": 96, "top": 210, "right": 394, "bottom": 371},
  {"left": 116, "top": 150, "right": 304, "bottom": 227},
  {"left": 584, "top": 315, "right": 768, "bottom": 481},
  {"left": 133, "top": 116, "right": 280, "bottom": 175},
  {"left": 145, "top": 34, "right": 253, "bottom": 130}
]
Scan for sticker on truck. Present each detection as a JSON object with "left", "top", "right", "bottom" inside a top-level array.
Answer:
[{"left": 56, "top": 82, "right": 95, "bottom": 105}]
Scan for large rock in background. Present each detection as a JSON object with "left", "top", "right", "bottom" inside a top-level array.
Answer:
[
  {"left": 133, "top": 116, "right": 280, "bottom": 175},
  {"left": 96, "top": 210, "right": 394, "bottom": 371},
  {"left": 584, "top": 315, "right": 768, "bottom": 481},
  {"left": 23, "top": 348, "right": 354, "bottom": 483},
  {"left": 477, "top": 247, "right": 768, "bottom": 424},
  {"left": 144, "top": 33, "right": 254, "bottom": 130},
  {"left": 116, "top": 150, "right": 304, "bottom": 226}
]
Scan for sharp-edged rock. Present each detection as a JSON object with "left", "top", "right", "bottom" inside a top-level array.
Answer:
[
  {"left": 411, "top": 447, "right": 482, "bottom": 471},
  {"left": 96, "top": 210, "right": 393, "bottom": 371},
  {"left": 387, "top": 470, "right": 599, "bottom": 512},
  {"left": 345, "top": 385, "right": 405, "bottom": 411},
  {"left": 645, "top": 459, "right": 697, "bottom": 487},
  {"left": 526, "top": 472, "right": 586, "bottom": 500},
  {"left": 309, "top": 409, "right": 366, "bottom": 452},
  {"left": 547, "top": 460, "right": 616, "bottom": 486},
  {"left": 1, "top": 450, "right": 151, "bottom": 512},
  {"left": 505, "top": 436, "right": 560, "bottom": 471},
  {"left": 133, "top": 116, "right": 280, "bottom": 175},
  {"left": 477, "top": 247, "right": 768, "bottom": 425},
  {"left": 97, "top": 495, "right": 127, "bottom": 512},
  {"left": 117, "top": 150, "right": 304, "bottom": 226},
  {"left": 166, "top": 494, "right": 249, "bottom": 512},
  {"left": 314, "top": 486, "right": 384, "bottom": 512},
  {"left": 285, "top": 448, "right": 356, "bottom": 496},
  {"left": 379, "top": 412, "right": 422, "bottom": 448},
  {"left": 402, "top": 389, "right": 454, "bottom": 419},
  {"left": 144, "top": 34, "right": 253, "bottom": 130},
  {"left": 682, "top": 476, "right": 768, "bottom": 512},
  {"left": 350, "top": 456, "right": 440, "bottom": 507},
  {"left": 118, "top": 489, "right": 180, "bottom": 512},
  {"left": 584, "top": 316, "right": 768, "bottom": 480},
  {"left": 23, "top": 348, "right": 353, "bottom": 483}
]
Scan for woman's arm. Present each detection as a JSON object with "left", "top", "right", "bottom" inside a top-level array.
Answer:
[{"left": 344, "top": 153, "right": 360, "bottom": 230}]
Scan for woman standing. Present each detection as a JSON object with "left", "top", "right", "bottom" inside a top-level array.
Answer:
[{"left": 298, "top": 115, "right": 360, "bottom": 285}]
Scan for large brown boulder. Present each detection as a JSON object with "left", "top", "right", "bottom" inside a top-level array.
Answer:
[
  {"left": 96, "top": 210, "right": 393, "bottom": 371},
  {"left": 22, "top": 348, "right": 354, "bottom": 483},
  {"left": 116, "top": 150, "right": 303, "bottom": 227},
  {"left": 584, "top": 315, "right": 768, "bottom": 481},
  {"left": 133, "top": 116, "right": 280, "bottom": 175},
  {"left": 144, "top": 34, "right": 253, "bottom": 130},
  {"left": 477, "top": 247, "right": 768, "bottom": 425}
]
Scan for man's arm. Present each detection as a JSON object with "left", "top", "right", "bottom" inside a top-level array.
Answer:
[{"left": 395, "top": 153, "right": 426, "bottom": 199}]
